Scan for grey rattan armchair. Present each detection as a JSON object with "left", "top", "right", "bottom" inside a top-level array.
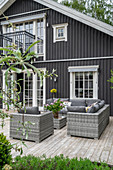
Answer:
[
  {"left": 67, "top": 105, "right": 109, "bottom": 139},
  {"left": 10, "top": 111, "right": 54, "bottom": 143}
]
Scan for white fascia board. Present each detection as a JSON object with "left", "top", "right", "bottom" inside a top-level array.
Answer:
[
  {"left": 34, "top": 0, "right": 113, "bottom": 37},
  {"left": 0, "top": 0, "right": 16, "bottom": 15},
  {"left": 1, "top": 13, "right": 46, "bottom": 25}
]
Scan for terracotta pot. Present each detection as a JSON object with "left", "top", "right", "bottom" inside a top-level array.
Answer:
[{"left": 53, "top": 111, "right": 59, "bottom": 119}]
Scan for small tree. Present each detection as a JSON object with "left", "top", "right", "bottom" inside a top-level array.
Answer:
[{"left": 60, "top": 0, "right": 113, "bottom": 26}]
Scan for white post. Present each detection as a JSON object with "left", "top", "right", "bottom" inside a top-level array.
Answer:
[{"left": 33, "top": 73, "right": 37, "bottom": 106}]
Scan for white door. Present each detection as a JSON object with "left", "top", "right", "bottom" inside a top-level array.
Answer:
[{"left": 23, "top": 70, "right": 46, "bottom": 110}]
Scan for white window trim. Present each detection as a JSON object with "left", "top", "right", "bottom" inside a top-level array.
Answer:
[
  {"left": 69, "top": 66, "right": 99, "bottom": 99},
  {"left": 52, "top": 23, "right": 68, "bottom": 43}
]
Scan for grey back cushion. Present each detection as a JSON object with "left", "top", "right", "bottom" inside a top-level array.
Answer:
[
  {"left": 94, "top": 104, "right": 100, "bottom": 112},
  {"left": 70, "top": 99, "right": 86, "bottom": 106},
  {"left": 87, "top": 104, "right": 100, "bottom": 113},
  {"left": 59, "top": 98, "right": 69, "bottom": 102},
  {"left": 99, "top": 100, "right": 105, "bottom": 109},
  {"left": 67, "top": 106, "right": 86, "bottom": 113},
  {"left": 87, "top": 106, "right": 95, "bottom": 113},
  {"left": 19, "top": 107, "right": 40, "bottom": 115},
  {"left": 86, "top": 99, "right": 101, "bottom": 106}
]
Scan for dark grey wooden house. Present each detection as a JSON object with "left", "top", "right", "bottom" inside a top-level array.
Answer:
[{"left": 0, "top": 0, "right": 113, "bottom": 115}]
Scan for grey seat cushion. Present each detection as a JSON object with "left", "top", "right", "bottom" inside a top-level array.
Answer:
[
  {"left": 98, "top": 100, "right": 105, "bottom": 109},
  {"left": 19, "top": 107, "right": 40, "bottom": 115},
  {"left": 70, "top": 99, "right": 86, "bottom": 106},
  {"left": 67, "top": 106, "right": 86, "bottom": 113},
  {"left": 86, "top": 99, "right": 101, "bottom": 106}
]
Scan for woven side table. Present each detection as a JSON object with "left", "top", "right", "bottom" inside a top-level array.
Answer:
[{"left": 54, "top": 116, "right": 66, "bottom": 129}]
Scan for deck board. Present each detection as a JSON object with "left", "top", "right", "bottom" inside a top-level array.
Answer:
[{"left": 0, "top": 117, "right": 113, "bottom": 165}]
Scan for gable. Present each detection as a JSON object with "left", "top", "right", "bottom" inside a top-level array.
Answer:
[
  {"left": 0, "top": 0, "right": 113, "bottom": 37},
  {"left": 2, "top": 0, "right": 48, "bottom": 17}
]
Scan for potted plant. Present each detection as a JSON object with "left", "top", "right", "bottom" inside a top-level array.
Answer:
[
  {"left": 50, "top": 88, "right": 57, "bottom": 98},
  {"left": 45, "top": 98, "right": 65, "bottom": 118}
]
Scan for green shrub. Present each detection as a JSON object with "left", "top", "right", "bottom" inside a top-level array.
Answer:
[
  {"left": 10, "top": 154, "right": 112, "bottom": 170},
  {"left": 0, "top": 133, "right": 12, "bottom": 169}
]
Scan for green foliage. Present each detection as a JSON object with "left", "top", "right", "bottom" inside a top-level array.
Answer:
[
  {"left": 0, "top": 133, "right": 12, "bottom": 169},
  {"left": 61, "top": 0, "right": 113, "bottom": 26},
  {"left": 0, "top": 42, "right": 57, "bottom": 86},
  {"left": 45, "top": 98, "right": 65, "bottom": 114},
  {"left": 0, "top": 110, "right": 9, "bottom": 128},
  {"left": 10, "top": 154, "right": 112, "bottom": 170},
  {"left": 108, "top": 70, "right": 113, "bottom": 89}
]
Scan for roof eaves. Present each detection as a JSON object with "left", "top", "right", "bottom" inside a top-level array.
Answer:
[
  {"left": 0, "top": 0, "right": 16, "bottom": 15},
  {"left": 34, "top": 0, "right": 113, "bottom": 37}
]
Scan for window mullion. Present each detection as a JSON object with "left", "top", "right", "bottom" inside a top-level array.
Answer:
[{"left": 83, "top": 73, "right": 85, "bottom": 98}]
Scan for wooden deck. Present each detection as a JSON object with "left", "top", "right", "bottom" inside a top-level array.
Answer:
[{"left": 1, "top": 117, "right": 113, "bottom": 165}]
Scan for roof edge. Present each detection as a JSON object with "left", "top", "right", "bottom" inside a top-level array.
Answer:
[
  {"left": 34, "top": 0, "right": 113, "bottom": 37},
  {"left": 0, "top": 0, "right": 16, "bottom": 15}
]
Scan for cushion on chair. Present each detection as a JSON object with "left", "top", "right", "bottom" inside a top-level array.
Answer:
[
  {"left": 67, "top": 106, "right": 86, "bottom": 113},
  {"left": 19, "top": 107, "right": 40, "bottom": 115},
  {"left": 69, "top": 99, "right": 86, "bottom": 106},
  {"left": 94, "top": 104, "right": 100, "bottom": 112},
  {"left": 60, "top": 98, "right": 69, "bottom": 102},
  {"left": 86, "top": 105, "right": 95, "bottom": 113},
  {"left": 86, "top": 99, "right": 101, "bottom": 106},
  {"left": 98, "top": 100, "right": 105, "bottom": 109}
]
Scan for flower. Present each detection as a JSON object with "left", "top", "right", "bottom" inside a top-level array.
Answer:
[
  {"left": 44, "top": 98, "right": 65, "bottom": 114},
  {"left": 50, "top": 88, "right": 57, "bottom": 94},
  {"left": 54, "top": 99, "right": 58, "bottom": 103}
]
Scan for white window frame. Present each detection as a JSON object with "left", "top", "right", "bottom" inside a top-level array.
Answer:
[
  {"left": 69, "top": 66, "right": 99, "bottom": 99},
  {"left": 2, "top": 13, "right": 46, "bottom": 60},
  {"left": 52, "top": 23, "right": 68, "bottom": 43}
]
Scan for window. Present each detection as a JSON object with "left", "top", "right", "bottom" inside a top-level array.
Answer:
[
  {"left": 75, "top": 72, "right": 93, "bottom": 98},
  {"left": 57, "top": 27, "right": 64, "bottom": 38},
  {"left": 4, "top": 17, "right": 45, "bottom": 57},
  {"left": 52, "top": 23, "right": 68, "bottom": 43},
  {"left": 24, "top": 73, "right": 33, "bottom": 107},
  {"left": 69, "top": 66, "right": 99, "bottom": 99},
  {"left": 23, "top": 68, "right": 46, "bottom": 110},
  {"left": 37, "top": 19, "right": 44, "bottom": 54}
]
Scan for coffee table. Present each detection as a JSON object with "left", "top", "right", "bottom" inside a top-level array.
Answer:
[{"left": 54, "top": 116, "right": 67, "bottom": 129}]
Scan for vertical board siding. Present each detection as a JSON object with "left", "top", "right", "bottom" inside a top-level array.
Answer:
[
  {"left": 35, "top": 58, "right": 113, "bottom": 116},
  {"left": 4, "top": 0, "right": 47, "bottom": 16},
  {"left": 2, "top": 0, "right": 113, "bottom": 60}
]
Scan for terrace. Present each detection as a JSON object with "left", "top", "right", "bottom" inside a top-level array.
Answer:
[{"left": 1, "top": 116, "right": 113, "bottom": 165}]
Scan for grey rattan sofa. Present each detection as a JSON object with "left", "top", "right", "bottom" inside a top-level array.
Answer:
[
  {"left": 10, "top": 111, "right": 54, "bottom": 143},
  {"left": 67, "top": 104, "right": 109, "bottom": 139}
]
